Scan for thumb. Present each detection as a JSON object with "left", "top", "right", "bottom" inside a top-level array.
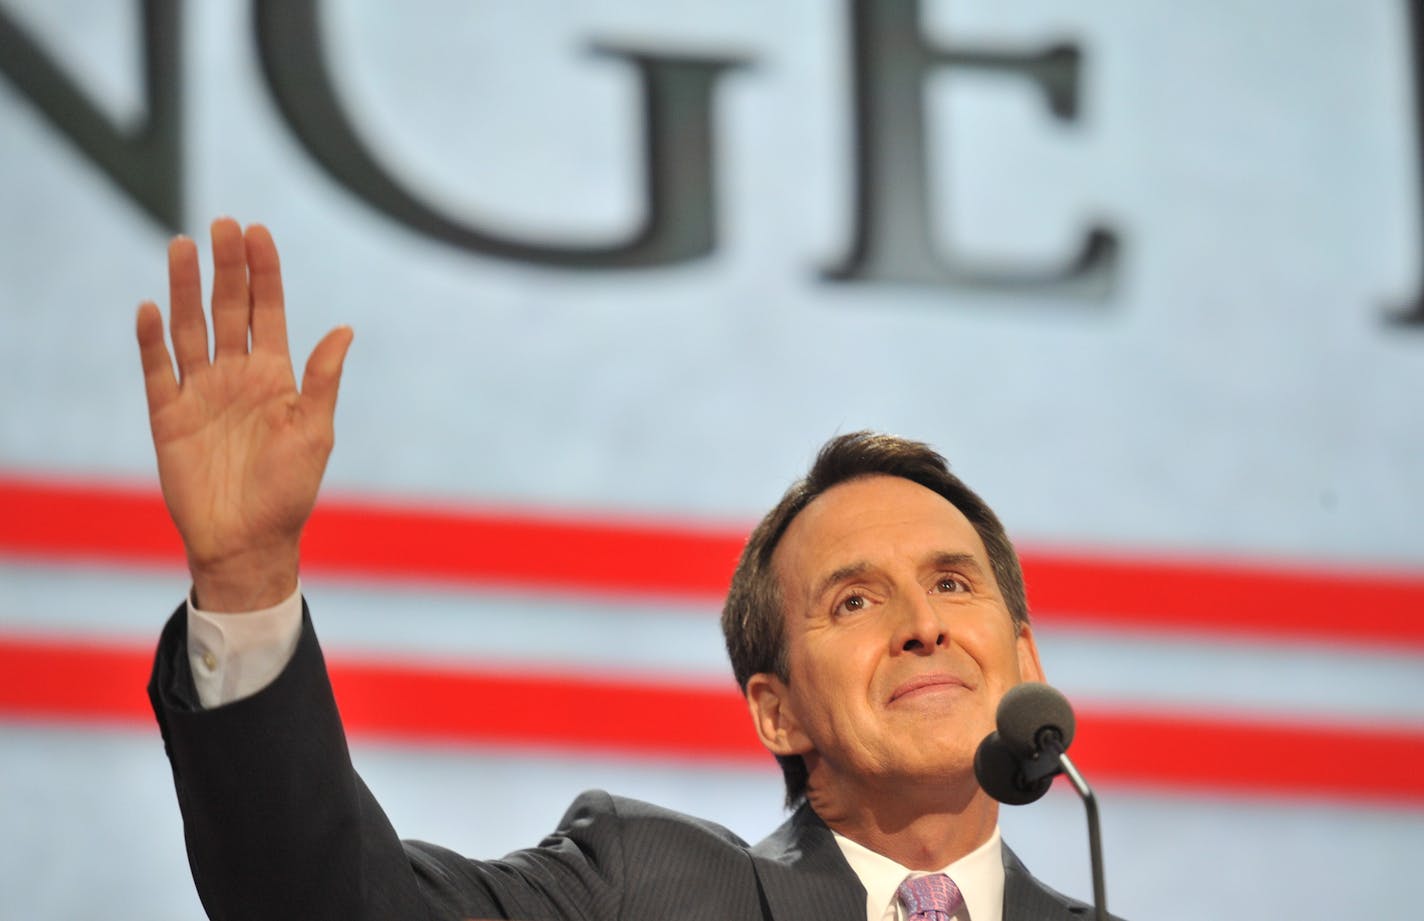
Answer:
[{"left": 300, "top": 325, "right": 354, "bottom": 421}]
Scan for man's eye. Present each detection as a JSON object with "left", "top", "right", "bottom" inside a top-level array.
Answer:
[
  {"left": 934, "top": 576, "right": 968, "bottom": 593},
  {"left": 837, "top": 594, "right": 867, "bottom": 615}
]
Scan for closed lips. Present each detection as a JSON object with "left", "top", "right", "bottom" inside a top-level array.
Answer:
[{"left": 890, "top": 674, "right": 969, "bottom": 702}]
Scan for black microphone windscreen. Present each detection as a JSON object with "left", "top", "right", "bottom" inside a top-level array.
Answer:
[
  {"left": 996, "top": 682, "right": 1076, "bottom": 757},
  {"left": 974, "top": 731, "right": 1052, "bottom": 805}
]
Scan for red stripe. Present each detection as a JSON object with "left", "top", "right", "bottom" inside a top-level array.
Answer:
[
  {"left": 0, "top": 634, "right": 155, "bottom": 725},
  {"left": 0, "top": 634, "right": 1421, "bottom": 804},
  {"left": 1072, "top": 708, "right": 1424, "bottom": 803},
  {"left": 3, "top": 474, "right": 1424, "bottom": 646},
  {"left": 1021, "top": 551, "right": 1424, "bottom": 648},
  {"left": 304, "top": 493, "right": 742, "bottom": 599},
  {"left": 0, "top": 476, "right": 186, "bottom": 567}
]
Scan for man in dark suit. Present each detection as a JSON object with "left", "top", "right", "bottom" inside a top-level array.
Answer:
[{"left": 139, "top": 219, "right": 1105, "bottom": 920}]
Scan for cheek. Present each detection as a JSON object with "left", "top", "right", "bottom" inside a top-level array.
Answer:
[
  {"left": 962, "top": 622, "right": 1025, "bottom": 682},
  {"left": 790, "top": 641, "right": 876, "bottom": 721}
]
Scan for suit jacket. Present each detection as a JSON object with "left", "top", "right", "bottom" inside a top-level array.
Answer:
[{"left": 149, "top": 603, "right": 1100, "bottom": 921}]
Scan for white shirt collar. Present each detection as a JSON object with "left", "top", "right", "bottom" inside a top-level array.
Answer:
[{"left": 832, "top": 825, "right": 1005, "bottom": 921}]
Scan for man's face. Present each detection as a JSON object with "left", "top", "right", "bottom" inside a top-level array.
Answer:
[{"left": 749, "top": 475, "right": 1043, "bottom": 795}]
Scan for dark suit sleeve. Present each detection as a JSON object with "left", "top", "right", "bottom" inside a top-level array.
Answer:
[
  {"left": 148, "top": 602, "right": 629, "bottom": 921},
  {"left": 149, "top": 601, "right": 429, "bottom": 920}
]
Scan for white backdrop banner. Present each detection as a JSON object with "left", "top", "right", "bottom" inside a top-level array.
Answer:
[{"left": 2, "top": 2, "right": 1422, "bottom": 919}]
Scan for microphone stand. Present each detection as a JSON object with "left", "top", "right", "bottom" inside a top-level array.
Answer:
[
  {"left": 1057, "top": 753, "right": 1106, "bottom": 921},
  {"left": 1017, "top": 739, "right": 1108, "bottom": 921}
]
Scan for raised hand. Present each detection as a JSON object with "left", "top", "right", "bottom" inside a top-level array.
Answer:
[{"left": 135, "top": 218, "right": 353, "bottom": 611}]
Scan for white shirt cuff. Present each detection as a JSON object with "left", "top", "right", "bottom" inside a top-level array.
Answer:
[{"left": 186, "top": 584, "right": 304, "bottom": 708}]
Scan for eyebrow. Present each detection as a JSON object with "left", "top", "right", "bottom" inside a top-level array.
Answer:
[
  {"left": 931, "top": 552, "right": 986, "bottom": 578},
  {"left": 811, "top": 562, "right": 873, "bottom": 603},
  {"left": 810, "top": 552, "right": 987, "bottom": 602}
]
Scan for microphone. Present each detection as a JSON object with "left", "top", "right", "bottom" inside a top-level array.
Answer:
[
  {"left": 973, "top": 731, "right": 1051, "bottom": 805},
  {"left": 997, "top": 680, "right": 1075, "bottom": 758},
  {"left": 974, "top": 682, "right": 1109, "bottom": 921},
  {"left": 974, "top": 682, "right": 1077, "bottom": 804}
]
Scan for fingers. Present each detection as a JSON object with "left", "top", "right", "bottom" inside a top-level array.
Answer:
[
  {"left": 299, "top": 325, "right": 355, "bottom": 423},
  {"left": 135, "top": 301, "right": 179, "bottom": 413},
  {"left": 166, "top": 236, "right": 209, "bottom": 379},
  {"left": 209, "top": 217, "right": 251, "bottom": 358},
  {"left": 245, "top": 223, "right": 291, "bottom": 358}
]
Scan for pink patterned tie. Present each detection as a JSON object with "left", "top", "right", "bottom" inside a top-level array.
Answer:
[{"left": 896, "top": 873, "right": 964, "bottom": 921}]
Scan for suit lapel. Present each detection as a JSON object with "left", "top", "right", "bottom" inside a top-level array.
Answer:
[
  {"left": 750, "top": 803, "right": 865, "bottom": 921},
  {"left": 1001, "top": 844, "right": 1093, "bottom": 921}
]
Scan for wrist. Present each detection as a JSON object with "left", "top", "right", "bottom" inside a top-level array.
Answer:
[{"left": 189, "top": 542, "right": 301, "bottom": 613}]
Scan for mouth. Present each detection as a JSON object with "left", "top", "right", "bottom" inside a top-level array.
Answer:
[{"left": 889, "top": 674, "right": 970, "bottom": 703}]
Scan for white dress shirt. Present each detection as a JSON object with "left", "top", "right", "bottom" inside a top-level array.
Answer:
[
  {"left": 834, "top": 826, "right": 1005, "bottom": 921},
  {"left": 186, "top": 585, "right": 303, "bottom": 708},
  {"left": 186, "top": 589, "right": 1008, "bottom": 921}
]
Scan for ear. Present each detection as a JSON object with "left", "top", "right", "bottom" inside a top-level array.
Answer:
[
  {"left": 745, "top": 672, "right": 814, "bottom": 757},
  {"left": 1014, "top": 622, "right": 1046, "bottom": 684}
]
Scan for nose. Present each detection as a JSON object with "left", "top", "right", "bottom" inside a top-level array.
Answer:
[{"left": 892, "top": 591, "right": 948, "bottom": 654}]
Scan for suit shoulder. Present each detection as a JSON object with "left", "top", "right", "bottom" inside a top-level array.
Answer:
[
  {"left": 558, "top": 789, "right": 752, "bottom": 849},
  {"left": 400, "top": 790, "right": 762, "bottom": 920},
  {"left": 567, "top": 790, "right": 763, "bottom": 917}
]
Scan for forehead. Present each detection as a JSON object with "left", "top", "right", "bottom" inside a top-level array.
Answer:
[{"left": 772, "top": 475, "right": 989, "bottom": 597}]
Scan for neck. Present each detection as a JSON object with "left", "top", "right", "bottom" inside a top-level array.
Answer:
[{"left": 806, "top": 774, "right": 998, "bottom": 869}]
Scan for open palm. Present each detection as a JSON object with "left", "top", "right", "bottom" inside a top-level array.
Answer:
[{"left": 136, "top": 219, "right": 352, "bottom": 610}]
